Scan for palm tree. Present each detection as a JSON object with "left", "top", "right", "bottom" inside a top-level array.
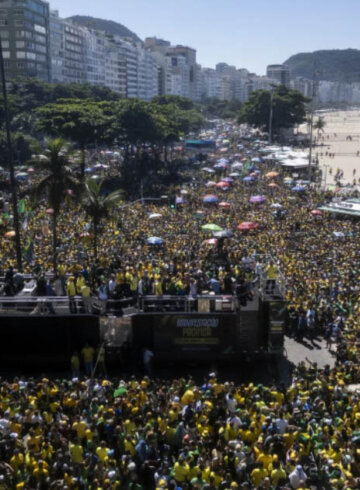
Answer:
[
  {"left": 82, "top": 179, "right": 122, "bottom": 259},
  {"left": 31, "top": 138, "right": 78, "bottom": 273},
  {"left": 314, "top": 117, "right": 326, "bottom": 139}
]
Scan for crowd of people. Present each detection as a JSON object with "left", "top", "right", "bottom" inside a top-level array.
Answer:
[
  {"left": 1, "top": 121, "right": 360, "bottom": 487},
  {"left": 1, "top": 360, "right": 360, "bottom": 489}
]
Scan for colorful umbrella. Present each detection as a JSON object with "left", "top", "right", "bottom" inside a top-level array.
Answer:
[
  {"left": 250, "top": 195, "right": 265, "bottom": 204},
  {"left": 311, "top": 209, "right": 322, "bottom": 216},
  {"left": 149, "top": 213, "right": 162, "bottom": 219},
  {"left": 147, "top": 236, "right": 164, "bottom": 245},
  {"left": 203, "top": 195, "right": 219, "bottom": 203},
  {"left": 202, "top": 238, "right": 218, "bottom": 245},
  {"left": 266, "top": 171, "right": 279, "bottom": 178},
  {"left": 205, "top": 181, "right": 217, "bottom": 187},
  {"left": 213, "top": 229, "right": 234, "bottom": 238},
  {"left": 268, "top": 182, "right": 278, "bottom": 188},
  {"left": 221, "top": 177, "right": 234, "bottom": 184},
  {"left": 243, "top": 176, "right": 255, "bottom": 183},
  {"left": 46, "top": 208, "right": 54, "bottom": 214},
  {"left": 292, "top": 186, "right": 306, "bottom": 192},
  {"left": 201, "top": 223, "right": 223, "bottom": 232},
  {"left": 237, "top": 222, "right": 258, "bottom": 231},
  {"left": 176, "top": 197, "right": 185, "bottom": 205},
  {"left": 216, "top": 182, "right": 230, "bottom": 189},
  {"left": 218, "top": 202, "right": 231, "bottom": 208},
  {"left": 4, "top": 230, "right": 16, "bottom": 237}
]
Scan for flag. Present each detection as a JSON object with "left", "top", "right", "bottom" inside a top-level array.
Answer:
[
  {"left": 18, "top": 199, "right": 26, "bottom": 214},
  {"left": 23, "top": 238, "right": 34, "bottom": 264}
]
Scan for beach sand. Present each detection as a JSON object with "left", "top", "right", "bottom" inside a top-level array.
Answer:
[{"left": 299, "top": 109, "right": 360, "bottom": 185}]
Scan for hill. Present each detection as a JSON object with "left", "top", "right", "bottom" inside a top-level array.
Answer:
[
  {"left": 67, "top": 15, "right": 142, "bottom": 43},
  {"left": 284, "top": 49, "right": 360, "bottom": 83}
]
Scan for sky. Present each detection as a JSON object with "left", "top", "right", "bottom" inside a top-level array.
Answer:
[{"left": 50, "top": 0, "right": 360, "bottom": 75}]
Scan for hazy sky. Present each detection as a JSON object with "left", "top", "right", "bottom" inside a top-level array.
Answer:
[{"left": 50, "top": 0, "right": 360, "bottom": 75}]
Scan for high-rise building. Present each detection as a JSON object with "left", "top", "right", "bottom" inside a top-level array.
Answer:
[
  {"left": 49, "top": 11, "right": 86, "bottom": 84},
  {"left": 146, "top": 38, "right": 201, "bottom": 101},
  {"left": 0, "top": 0, "right": 51, "bottom": 81},
  {"left": 266, "top": 64, "right": 291, "bottom": 87}
]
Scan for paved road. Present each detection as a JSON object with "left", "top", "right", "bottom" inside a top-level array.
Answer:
[
  {"left": 285, "top": 335, "right": 335, "bottom": 368},
  {"left": 277, "top": 335, "right": 336, "bottom": 386}
]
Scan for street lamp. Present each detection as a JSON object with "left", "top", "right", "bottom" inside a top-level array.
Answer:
[
  {"left": 268, "top": 87, "right": 274, "bottom": 145},
  {"left": 0, "top": 37, "right": 22, "bottom": 271},
  {"left": 323, "top": 164, "right": 330, "bottom": 190}
]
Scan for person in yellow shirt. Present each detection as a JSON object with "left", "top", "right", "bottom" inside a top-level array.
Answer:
[
  {"left": 81, "top": 282, "right": 92, "bottom": 313},
  {"left": 69, "top": 441, "right": 83, "bottom": 464},
  {"left": 76, "top": 274, "right": 85, "bottom": 295},
  {"left": 271, "top": 460, "right": 287, "bottom": 486},
  {"left": 81, "top": 343, "right": 95, "bottom": 377},
  {"left": 251, "top": 462, "right": 268, "bottom": 487},
  {"left": 96, "top": 440, "right": 110, "bottom": 463},
  {"left": 72, "top": 416, "right": 87, "bottom": 440},
  {"left": 265, "top": 260, "right": 278, "bottom": 294},
  {"left": 10, "top": 449, "right": 24, "bottom": 472},
  {"left": 66, "top": 276, "right": 77, "bottom": 314},
  {"left": 173, "top": 457, "right": 190, "bottom": 483},
  {"left": 32, "top": 460, "right": 49, "bottom": 481}
]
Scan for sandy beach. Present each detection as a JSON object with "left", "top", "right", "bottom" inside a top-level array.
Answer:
[{"left": 300, "top": 109, "right": 360, "bottom": 185}]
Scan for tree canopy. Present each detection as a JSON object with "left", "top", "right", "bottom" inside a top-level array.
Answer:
[{"left": 238, "top": 85, "right": 309, "bottom": 133}]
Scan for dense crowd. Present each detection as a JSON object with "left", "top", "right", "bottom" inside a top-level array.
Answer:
[
  {"left": 1, "top": 122, "right": 360, "bottom": 487},
  {"left": 1, "top": 360, "right": 360, "bottom": 489},
  {"left": 1, "top": 124, "right": 360, "bottom": 337}
]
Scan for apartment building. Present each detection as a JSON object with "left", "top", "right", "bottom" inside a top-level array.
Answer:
[{"left": 0, "top": 0, "right": 51, "bottom": 81}]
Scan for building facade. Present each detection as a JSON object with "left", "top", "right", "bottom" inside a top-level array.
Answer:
[
  {"left": 266, "top": 64, "right": 291, "bottom": 87},
  {"left": 49, "top": 10, "right": 86, "bottom": 84},
  {"left": 0, "top": 0, "right": 51, "bottom": 81}
]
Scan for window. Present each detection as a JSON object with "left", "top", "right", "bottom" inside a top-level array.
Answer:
[
  {"left": 16, "top": 61, "right": 25, "bottom": 68},
  {"left": 26, "top": 51, "right": 36, "bottom": 60},
  {"left": 2, "top": 50, "right": 10, "bottom": 58},
  {"left": 16, "top": 51, "right": 26, "bottom": 58},
  {"left": 16, "top": 40, "right": 25, "bottom": 48},
  {"left": 0, "top": 30, "right": 8, "bottom": 38},
  {"left": 0, "top": 18, "right": 8, "bottom": 25},
  {"left": 1, "top": 40, "right": 9, "bottom": 48},
  {"left": 34, "top": 24, "right": 45, "bottom": 34},
  {"left": 14, "top": 19, "right": 24, "bottom": 26}
]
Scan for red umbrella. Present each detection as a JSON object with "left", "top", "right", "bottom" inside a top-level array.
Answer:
[
  {"left": 216, "top": 182, "right": 230, "bottom": 189},
  {"left": 237, "top": 221, "right": 258, "bottom": 231},
  {"left": 203, "top": 238, "right": 218, "bottom": 245},
  {"left": 45, "top": 208, "right": 54, "bottom": 214},
  {"left": 311, "top": 209, "right": 322, "bottom": 216},
  {"left": 218, "top": 202, "right": 231, "bottom": 208},
  {"left": 268, "top": 182, "right": 278, "bottom": 188}
]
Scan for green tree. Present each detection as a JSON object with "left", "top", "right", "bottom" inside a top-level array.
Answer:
[
  {"left": 314, "top": 116, "right": 326, "bottom": 138},
  {"left": 201, "top": 97, "right": 242, "bottom": 119},
  {"left": 81, "top": 179, "right": 122, "bottom": 258},
  {"left": 238, "top": 86, "right": 309, "bottom": 135},
  {"left": 36, "top": 99, "right": 110, "bottom": 179},
  {"left": 152, "top": 94, "right": 195, "bottom": 110},
  {"left": 31, "top": 138, "right": 78, "bottom": 272}
]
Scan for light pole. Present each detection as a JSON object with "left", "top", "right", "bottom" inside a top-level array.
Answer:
[
  {"left": 268, "top": 88, "right": 274, "bottom": 145},
  {"left": 323, "top": 164, "right": 330, "bottom": 190},
  {"left": 0, "top": 37, "right": 22, "bottom": 271}
]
